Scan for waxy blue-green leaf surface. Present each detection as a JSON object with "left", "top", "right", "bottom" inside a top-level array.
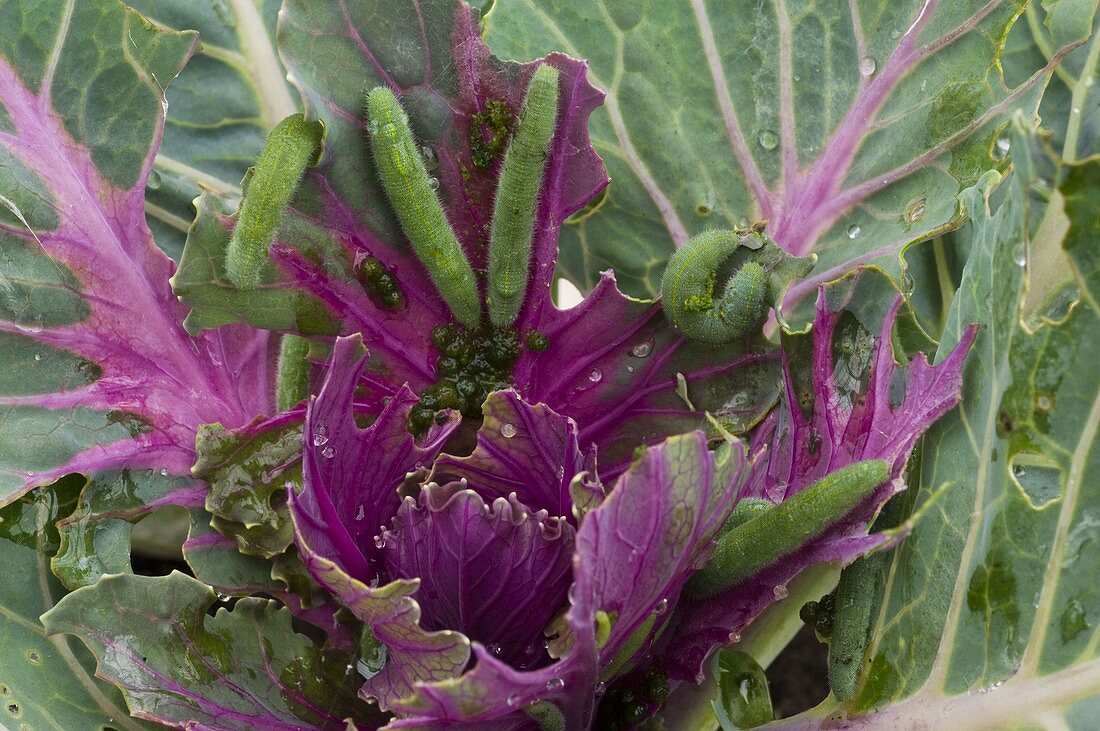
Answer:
[
  {"left": 484, "top": 0, "right": 1095, "bottom": 307},
  {"left": 0, "top": 482, "right": 164, "bottom": 731},
  {"left": 42, "top": 571, "right": 379, "bottom": 730},
  {"left": 771, "top": 122, "right": 1100, "bottom": 728},
  {"left": 128, "top": 0, "right": 299, "bottom": 260}
]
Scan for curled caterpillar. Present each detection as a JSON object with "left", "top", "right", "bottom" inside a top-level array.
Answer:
[
  {"left": 685, "top": 460, "right": 889, "bottom": 599},
  {"left": 366, "top": 87, "right": 481, "bottom": 330},
  {"left": 225, "top": 113, "right": 324, "bottom": 290},
  {"left": 660, "top": 229, "right": 771, "bottom": 344},
  {"left": 487, "top": 64, "right": 560, "bottom": 328}
]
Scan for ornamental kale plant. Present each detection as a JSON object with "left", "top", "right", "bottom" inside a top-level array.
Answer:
[{"left": 0, "top": 1, "right": 1097, "bottom": 730}]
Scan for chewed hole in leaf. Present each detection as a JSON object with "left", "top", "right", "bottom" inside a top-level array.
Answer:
[{"left": 1008, "top": 453, "right": 1063, "bottom": 508}]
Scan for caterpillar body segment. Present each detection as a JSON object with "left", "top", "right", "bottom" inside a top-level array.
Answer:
[
  {"left": 685, "top": 460, "right": 890, "bottom": 600},
  {"left": 487, "top": 64, "right": 561, "bottom": 328},
  {"left": 225, "top": 114, "right": 324, "bottom": 290},
  {"left": 366, "top": 86, "right": 481, "bottom": 330},
  {"left": 660, "top": 229, "right": 772, "bottom": 344},
  {"left": 275, "top": 333, "right": 311, "bottom": 411}
]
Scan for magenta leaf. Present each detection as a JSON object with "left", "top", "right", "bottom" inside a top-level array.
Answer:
[
  {"left": 663, "top": 270, "right": 976, "bottom": 681},
  {"left": 0, "top": 0, "right": 274, "bottom": 512}
]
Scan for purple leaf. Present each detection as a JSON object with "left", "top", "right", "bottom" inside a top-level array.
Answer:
[
  {"left": 175, "top": 0, "right": 782, "bottom": 479},
  {"left": 429, "top": 390, "right": 592, "bottom": 518},
  {"left": 382, "top": 487, "right": 575, "bottom": 668},
  {"left": 0, "top": 4, "right": 273, "bottom": 507},
  {"left": 578, "top": 432, "right": 748, "bottom": 678},
  {"left": 664, "top": 272, "right": 977, "bottom": 681},
  {"left": 290, "top": 336, "right": 458, "bottom": 586}
]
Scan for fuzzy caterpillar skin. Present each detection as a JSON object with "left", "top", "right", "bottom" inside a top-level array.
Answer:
[
  {"left": 226, "top": 113, "right": 323, "bottom": 290},
  {"left": 828, "top": 551, "right": 885, "bottom": 700},
  {"left": 275, "top": 334, "right": 311, "bottom": 411},
  {"left": 685, "top": 460, "right": 889, "bottom": 600},
  {"left": 487, "top": 64, "right": 560, "bottom": 328},
  {"left": 660, "top": 230, "right": 771, "bottom": 344},
  {"left": 366, "top": 87, "right": 481, "bottom": 330}
]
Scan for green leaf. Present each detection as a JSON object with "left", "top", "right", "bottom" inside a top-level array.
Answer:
[
  {"left": 192, "top": 413, "right": 305, "bottom": 558},
  {"left": 790, "top": 121, "right": 1100, "bottom": 726},
  {"left": 42, "top": 572, "right": 379, "bottom": 731},
  {"left": 484, "top": 0, "right": 1095, "bottom": 305},
  {"left": 1004, "top": 2, "right": 1100, "bottom": 164},
  {"left": 50, "top": 469, "right": 202, "bottom": 590},
  {"left": 128, "top": 0, "right": 300, "bottom": 260},
  {"left": 0, "top": 481, "right": 164, "bottom": 731}
]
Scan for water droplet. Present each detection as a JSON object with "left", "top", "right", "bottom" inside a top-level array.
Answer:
[
  {"left": 595, "top": 681, "right": 608, "bottom": 696},
  {"left": 1036, "top": 394, "right": 1053, "bottom": 411},
  {"left": 507, "top": 694, "right": 522, "bottom": 707},
  {"left": 588, "top": 368, "right": 603, "bottom": 383},
  {"left": 631, "top": 337, "right": 654, "bottom": 358},
  {"left": 1014, "top": 243, "right": 1027, "bottom": 267},
  {"left": 1013, "top": 463, "right": 1027, "bottom": 478},
  {"left": 420, "top": 145, "right": 438, "bottom": 170},
  {"left": 312, "top": 424, "right": 329, "bottom": 446},
  {"left": 147, "top": 170, "right": 162, "bottom": 190},
  {"left": 545, "top": 677, "right": 565, "bottom": 692},
  {"left": 427, "top": 176, "right": 440, "bottom": 191},
  {"left": 728, "top": 631, "right": 741, "bottom": 643},
  {"left": 33, "top": 353, "right": 42, "bottom": 362},
  {"left": 653, "top": 598, "right": 669, "bottom": 615},
  {"left": 488, "top": 643, "right": 503, "bottom": 656},
  {"left": 374, "top": 535, "right": 386, "bottom": 549},
  {"left": 773, "top": 584, "right": 789, "bottom": 600},
  {"left": 159, "top": 468, "right": 169, "bottom": 477},
  {"left": 859, "top": 56, "right": 877, "bottom": 76},
  {"left": 355, "top": 505, "right": 366, "bottom": 521},
  {"left": 216, "top": 593, "right": 231, "bottom": 602},
  {"left": 995, "top": 135, "right": 1011, "bottom": 160},
  {"left": 321, "top": 445, "right": 335, "bottom": 459},
  {"left": 757, "top": 129, "right": 779, "bottom": 150},
  {"left": 847, "top": 224, "right": 862, "bottom": 239},
  {"left": 501, "top": 422, "right": 517, "bottom": 438}
]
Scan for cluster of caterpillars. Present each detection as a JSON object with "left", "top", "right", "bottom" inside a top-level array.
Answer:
[{"left": 222, "top": 60, "right": 775, "bottom": 433}]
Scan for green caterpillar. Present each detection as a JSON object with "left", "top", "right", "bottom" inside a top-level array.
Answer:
[
  {"left": 366, "top": 87, "right": 481, "bottom": 330},
  {"left": 828, "top": 551, "right": 885, "bottom": 701},
  {"left": 660, "top": 229, "right": 771, "bottom": 344},
  {"left": 275, "top": 334, "right": 311, "bottom": 411},
  {"left": 685, "top": 460, "right": 889, "bottom": 600},
  {"left": 487, "top": 64, "right": 560, "bottom": 328},
  {"left": 225, "top": 113, "right": 324, "bottom": 290}
]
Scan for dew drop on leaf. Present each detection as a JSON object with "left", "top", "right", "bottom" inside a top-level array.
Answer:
[
  {"left": 501, "top": 422, "right": 517, "bottom": 438},
  {"left": 546, "top": 677, "right": 565, "bottom": 691},
  {"left": 631, "top": 337, "right": 654, "bottom": 358},
  {"left": 859, "top": 56, "right": 877, "bottom": 76},
  {"left": 588, "top": 368, "right": 603, "bottom": 383},
  {"left": 312, "top": 424, "right": 329, "bottom": 446},
  {"left": 847, "top": 224, "right": 862, "bottom": 239},
  {"left": 773, "top": 585, "right": 789, "bottom": 600},
  {"left": 321, "top": 445, "right": 335, "bottom": 459},
  {"left": 757, "top": 129, "right": 779, "bottom": 150}
]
